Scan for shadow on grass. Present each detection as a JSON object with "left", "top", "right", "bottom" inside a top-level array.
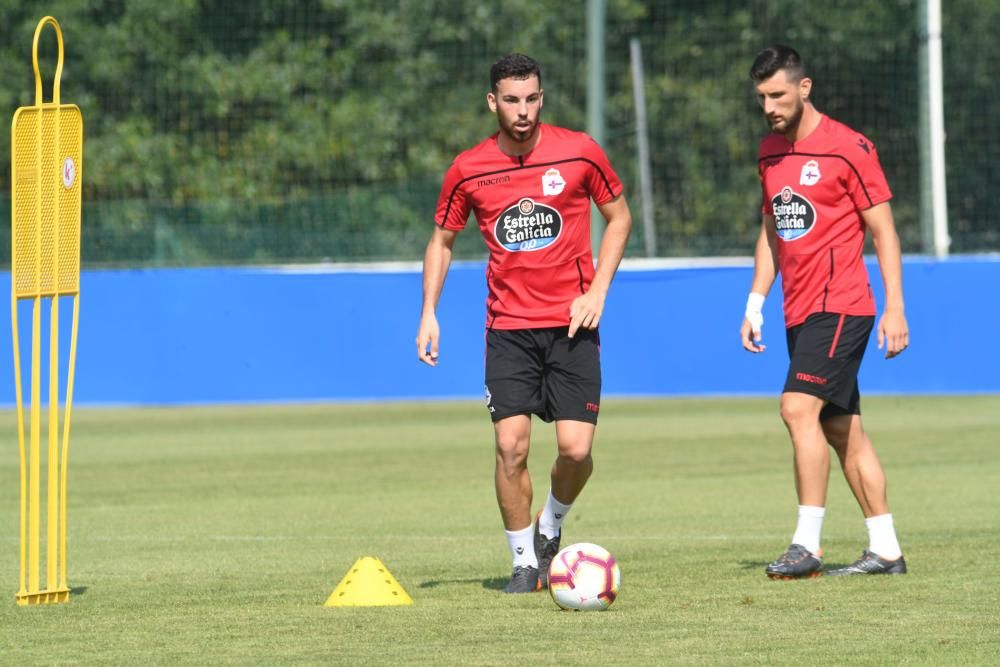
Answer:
[
  {"left": 820, "top": 563, "right": 852, "bottom": 570},
  {"left": 738, "top": 560, "right": 770, "bottom": 570},
  {"left": 71, "top": 586, "right": 89, "bottom": 596},
  {"left": 418, "top": 577, "right": 508, "bottom": 591},
  {"left": 738, "top": 560, "right": 854, "bottom": 574}
]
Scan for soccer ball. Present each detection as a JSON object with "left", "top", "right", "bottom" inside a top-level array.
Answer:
[{"left": 547, "top": 542, "right": 621, "bottom": 611}]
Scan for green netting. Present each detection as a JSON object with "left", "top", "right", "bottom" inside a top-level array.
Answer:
[{"left": 0, "top": 1, "right": 995, "bottom": 266}]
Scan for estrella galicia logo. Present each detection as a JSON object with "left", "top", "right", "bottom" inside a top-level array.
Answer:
[
  {"left": 494, "top": 198, "right": 563, "bottom": 252},
  {"left": 772, "top": 187, "right": 816, "bottom": 241}
]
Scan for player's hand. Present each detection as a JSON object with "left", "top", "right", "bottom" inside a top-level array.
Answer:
[
  {"left": 877, "top": 309, "right": 909, "bottom": 359},
  {"left": 416, "top": 313, "right": 440, "bottom": 366},
  {"left": 568, "top": 290, "right": 606, "bottom": 338},
  {"left": 741, "top": 317, "right": 766, "bottom": 353},
  {"left": 742, "top": 292, "right": 766, "bottom": 353}
]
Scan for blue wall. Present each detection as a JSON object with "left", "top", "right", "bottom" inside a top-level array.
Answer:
[{"left": 0, "top": 256, "right": 996, "bottom": 406}]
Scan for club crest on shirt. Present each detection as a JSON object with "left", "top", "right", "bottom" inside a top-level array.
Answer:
[
  {"left": 772, "top": 186, "right": 817, "bottom": 241},
  {"left": 542, "top": 168, "right": 566, "bottom": 196},
  {"left": 494, "top": 198, "right": 563, "bottom": 252},
  {"left": 799, "top": 159, "right": 821, "bottom": 186}
]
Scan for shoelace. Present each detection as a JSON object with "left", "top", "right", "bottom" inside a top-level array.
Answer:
[
  {"left": 776, "top": 546, "right": 809, "bottom": 564},
  {"left": 847, "top": 552, "right": 877, "bottom": 570}
]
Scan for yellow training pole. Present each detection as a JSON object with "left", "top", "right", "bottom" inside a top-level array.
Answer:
[
  {"left": 29, "top": 297, "right": 41, "bottom": 594},
  {"left": 12, "top": 15, "right": 82, "bottom": 606},
  {"left": 12, "top": 296, "right": 27, "bottom": 599},
  {"left": 48, "top": 297, "right": 60, "bottom": 591},
  {"left": 60, "top": 296, "right": 81, "bottom": 591},
  {"left": 47, "top": 21, "right": 65, "bottom": 593}
]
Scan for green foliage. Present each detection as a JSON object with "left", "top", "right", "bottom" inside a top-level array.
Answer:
[
  {"left": 0, "top": 1, "right": 993, "bottom": 264},
  {"left": 941, "top": 0, "right": 1000, "bottom": 251}
]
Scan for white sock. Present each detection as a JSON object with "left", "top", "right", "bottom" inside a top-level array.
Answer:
[
  {"left": 538, "top": 490, "right": 573, "bottom": 539},
  {"left": 866, "top": 513, "right": 902, "bottom": 560},
  {"left": 505, "top": 524, "right": 537, "bottom": 568},
  {"left": 790, "top": 505, "right": 826, "bottom": 555}
]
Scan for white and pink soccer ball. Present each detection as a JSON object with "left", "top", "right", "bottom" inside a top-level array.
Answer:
[{"left": 547, "top": 542, "right": 621, "bottom": 611}]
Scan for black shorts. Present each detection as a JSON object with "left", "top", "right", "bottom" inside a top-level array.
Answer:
[
  {"left": 784, "top": 313, "right": 874, "bottom": 419},
  {"left": 485, "top": 327, "right": 601, "bottom": 424}
]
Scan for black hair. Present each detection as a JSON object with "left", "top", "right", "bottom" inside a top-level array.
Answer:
[
  {"left": 490, "top": 53, "right": 542, "bottom": 91},
  {"left": 750, "top": 45, "right": 806, "bottom": 83}
]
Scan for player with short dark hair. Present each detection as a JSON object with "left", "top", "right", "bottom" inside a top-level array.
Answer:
[
  {"left": 749, "top": 44, "right": 806, "bottom": 86},
  {"left": 490, "top": 53, "right": 541, "bottom": 92},
  {"left": 417, "top": 53, "right": 632, "bottom": 593},
  {"left": 741, "top": 45, "right": 910, "bottom": 578}
]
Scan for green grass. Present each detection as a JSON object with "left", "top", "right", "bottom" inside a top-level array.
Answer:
[{"left": 1, "top": 396, "right": 998, "bottom": 665}]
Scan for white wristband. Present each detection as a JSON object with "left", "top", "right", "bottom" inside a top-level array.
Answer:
[{"left": 745, "top": 292, "right": 765, "bottom": 332}]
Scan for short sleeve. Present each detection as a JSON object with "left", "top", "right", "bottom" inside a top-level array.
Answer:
[
  {"left": 581, "top": 136, "right": 622, "bottom": 205},
  {"left": 760, "top": 164, "right": 773, "bottom": 215},
  {"left": 434, "top": 160, "right": 471, "bottom": 230},
  {"left": 846, "top": 137, "right": 893, "bottom": 210}
]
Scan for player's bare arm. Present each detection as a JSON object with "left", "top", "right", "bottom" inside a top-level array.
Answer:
[
  {"left": 417, "top": 226, "right": 458, "bottom": 366},
  {"left": 741, "top": 215, "right": 779, "bottom": 353},
  {"left": 863, "top": 201, "right": 909, "bottom": 359},
  {"left": 569, "top": 195, "right": 632, "bottom": 338}
]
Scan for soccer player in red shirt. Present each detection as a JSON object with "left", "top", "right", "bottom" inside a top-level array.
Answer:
[
  {"left": 741, "top": 46, "right": 910, "bottom": 578},
  {"left": 416, "top": 54, "right": 632, "bottom": 593}
]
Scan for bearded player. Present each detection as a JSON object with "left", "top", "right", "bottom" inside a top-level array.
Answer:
[
  {"left": 416, "top": 53, "right": 632, "bottom": 593},
  {"left": 742, "top": 45, "right": 910, "bottom": 578}
]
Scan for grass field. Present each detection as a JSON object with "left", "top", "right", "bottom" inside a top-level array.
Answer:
[{"left": 1, "top": 396, "right": 998, "bottom": 665}]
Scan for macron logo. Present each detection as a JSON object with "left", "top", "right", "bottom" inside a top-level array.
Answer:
[
  {"left": 476, "top": 174, "right": 511, "bottom": 189},
  {"left": 796, "top": 372, "right": 828, "bottom": 386}
]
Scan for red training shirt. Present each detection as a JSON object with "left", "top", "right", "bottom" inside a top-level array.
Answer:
[
  {"left": 758, "top": 114, "right": 892, "bottom": 328},
  {"left": 435, "top": 123, "right": 622, "bottom": 329}
]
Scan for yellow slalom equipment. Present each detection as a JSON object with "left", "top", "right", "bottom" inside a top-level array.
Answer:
[
  {"left": 325, "top": 557, "right": 414, "bottom": 607},
  {"left": 11, "top": 16, "right": 83, "bottom": 606}
]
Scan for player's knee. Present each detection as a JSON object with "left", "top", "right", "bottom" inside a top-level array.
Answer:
[
  {"left": 494, "top": 433, "right": 529, "bottom": 469},
  {"left": 779, "top": 394, "right": 820, "bottom": 428},
  {"left": 495, "top": 448, "right": 528, "bottom": 476},
  {"left": 821, "top": 419, "right": 851, "bottom": 450},
  {"left": 557, "top": 442, "right": 592, "bottom": 465}
]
